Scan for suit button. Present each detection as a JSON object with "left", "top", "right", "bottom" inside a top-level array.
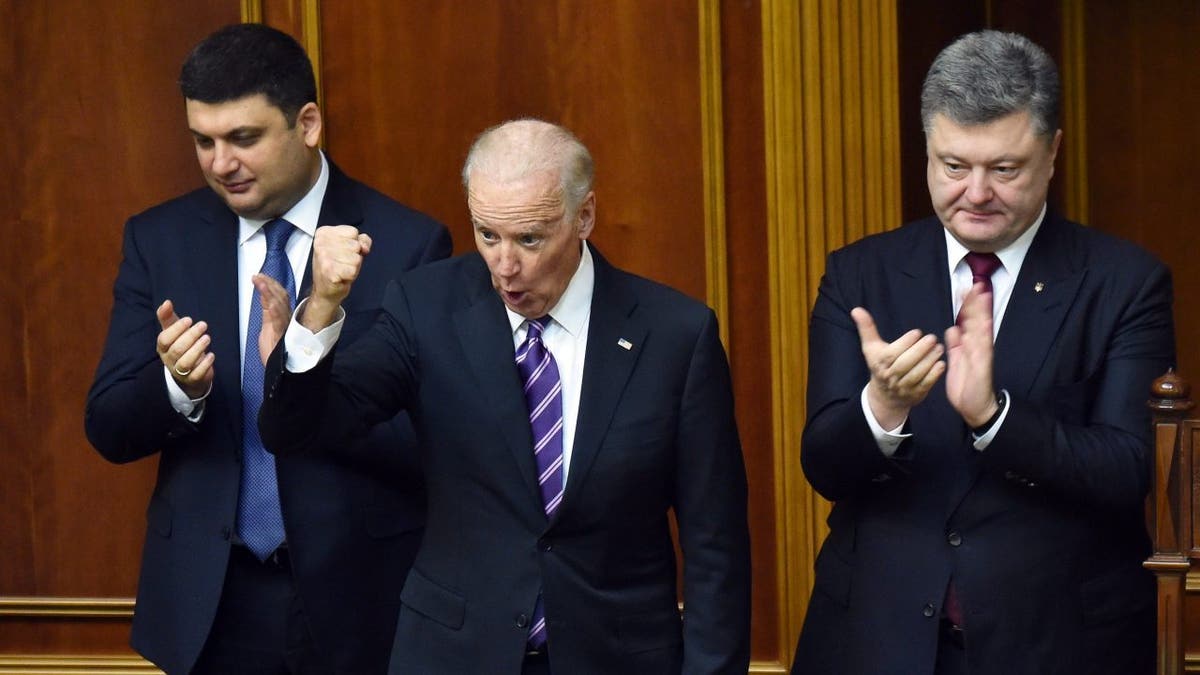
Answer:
[
  {"left": 516, "top": 613, "right": 529, "bottom": 628},
  {"left": 947, "top": 531, "right": 962, "bottom": 547},
  {"left": 220, "top": 526, "right": 231, "bottom": 540},
  {"left": 923, "top": 603, "right": 935, "bottom": 618},
  {"left": 539, "top": 540, "right": 553, "bottom": 552}
]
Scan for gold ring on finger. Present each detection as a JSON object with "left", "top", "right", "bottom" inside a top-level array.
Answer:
[{"left": 173, "top": 363, "right": 192, "bottom": 377}]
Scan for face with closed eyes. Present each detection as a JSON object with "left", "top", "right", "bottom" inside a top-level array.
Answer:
[
  {"left": 468, "top": 168, "right": 595, "bottom": 319},
  {"left": 926, "top": 109, "right": 1061, "bottom": 252}
]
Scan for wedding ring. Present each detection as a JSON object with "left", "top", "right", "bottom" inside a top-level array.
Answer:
[{"left": 173, "top": 363, "right": 192, "bottom": 377}]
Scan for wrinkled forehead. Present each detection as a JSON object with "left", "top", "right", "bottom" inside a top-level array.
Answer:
[{"left": 467, "top": 170, "right": 565, "bottom": 226}]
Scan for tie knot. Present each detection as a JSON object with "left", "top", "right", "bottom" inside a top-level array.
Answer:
[
  {"left": 263, "top": 218, "right": 294, "bottom": 253},
  {"left": 526, "top": 316, "right": 552, "bottom": 339},
  {"left": 964, "top": 251, "right": 1001, "bottom": 280}
]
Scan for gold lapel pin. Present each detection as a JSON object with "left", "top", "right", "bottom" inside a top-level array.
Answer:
[
  {"left": 1034, "top": 282, "right": 1045, "bottom": 293},
  {"left": 617, "top": 338, "right": 633, "bottom": 350}
]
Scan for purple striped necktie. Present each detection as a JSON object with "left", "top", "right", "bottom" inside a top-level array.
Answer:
[{"left": 514, "top": 316, "right": 563, "bottom": 648}]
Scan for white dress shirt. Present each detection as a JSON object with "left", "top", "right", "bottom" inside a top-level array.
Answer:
[
  {"left": 166, "top": 152, "right": 328, "bottom": 418},
  {"left": 863, "top": 205, "right": 1046, "bottom": 455}
]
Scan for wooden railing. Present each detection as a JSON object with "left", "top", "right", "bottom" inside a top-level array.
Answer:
[{"left": 1145, "top": 370, "right": 1197, "bottom": 675}]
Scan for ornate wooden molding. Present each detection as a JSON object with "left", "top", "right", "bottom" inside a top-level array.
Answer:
[
  {"left": 761, "top": 0, "right": 901, "bottom": 664},
  {"left": 0, "top": 596, "right": 134, "bottom": 618},
  {"left": 1060, "top": 0, "right": 1088, "bottom": 223},
  {"left": 698, "top": 0, "right": 729, "bottom": 341}
]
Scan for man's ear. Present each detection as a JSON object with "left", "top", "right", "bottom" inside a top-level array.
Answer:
[
  {"left": 575, "top": 192, "right": 596, "bottom": 239},
  {"left": 296, "top": 102, "right": 323, "bottom": 149}
]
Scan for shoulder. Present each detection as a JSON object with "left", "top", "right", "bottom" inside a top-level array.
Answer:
[
  {"left": 824, "top": 216, "right": 941, "bottom": 270},
  {"left": 331, "top": 166, "right": 446, "bottom": 238},
  {"left": 1041, "top": 214, "right": 1167, "bottom": 282},
  {"left": 597, "top": 257, "right": 717, "bottom": 332},
  {"left": 126, "top": 187, "right": 221, "bottom": 228}
]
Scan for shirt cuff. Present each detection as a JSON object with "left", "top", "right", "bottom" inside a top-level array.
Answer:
[
  {"left": 971, "top": 389, "right": 1011, "bottom": 450},
  {"left": 284, "top": 298, "right": 346, "bottom": 373},
  {"left": 164, "top": 367, "right": 209, "bottom": 422},
  {"left": 861, "top": 385, "right": 911, "bottom": 457}
]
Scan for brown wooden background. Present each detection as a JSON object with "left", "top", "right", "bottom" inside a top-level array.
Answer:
[{"left": 1, "top": 1, "right": 1196, "bottom": 671}]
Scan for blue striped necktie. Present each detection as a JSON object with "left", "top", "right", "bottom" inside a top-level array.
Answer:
[
  {"left": 514, "top": 316, "right": 564, "bottom": 648},
  {"left": 236, "top": 218, "right": 295, "bottom": 560}
]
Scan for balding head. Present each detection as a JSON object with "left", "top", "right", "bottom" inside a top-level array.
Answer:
[{"left": 462, "top": 119, "right": 594, "bottom": 217}]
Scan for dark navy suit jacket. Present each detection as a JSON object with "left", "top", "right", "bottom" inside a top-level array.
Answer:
[
  {"left": 259, "top": 248, "right": 752, "bottom": 674},
  {"left": 792, "top": 212, "right": 1174, "bottom": 675},
  {"left": 85, "top": 162, "right": 451, "bottom": 674}
]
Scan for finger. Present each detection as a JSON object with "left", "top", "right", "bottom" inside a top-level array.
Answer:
[
  {"left": 157, "top": 315, "right": 194, "bottom": 356},
  {"left": 887, "top": 333, "right": 941, "bottom": 380},
  {"left": 175, "top": 334, "right": 212, "bottom": 374},
  {"left": 156, "top": 300, "right": 179, "bottom": 331},
  {"left": 850, "top": 307, "right": 882, "bottom": 345},
  {"left": 358, "top": 232, "right": 372, "bottom": 255},
  {"left": 895, "top": 339, "right": 945, "bottom": 390},
  {"left": 164, "top": 320, "right": 209, "bottom": 364},
  {"left": 189, "top": 352, "right": 216, "bottom": 382}
]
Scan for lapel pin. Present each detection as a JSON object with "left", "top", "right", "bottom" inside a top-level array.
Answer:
[
  {"left": 617, "top": 338, "right": 633, "bottom": 351},
  {"left": 1034, "top": 282, "right": 1045, "bottom": 293}
]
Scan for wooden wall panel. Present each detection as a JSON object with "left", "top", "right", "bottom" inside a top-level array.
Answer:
[
  {"left": 318, "top": 0, "right": 707, "bottom": 302},
  {"left": 0, "top": 0, "right": 239, "bottom": 659},
  {"left": 722, "top": 1, "right": 776, "bottom": 662},
  {"left": 1082, "top": 1, "right": 1200, "bottom": 379}
]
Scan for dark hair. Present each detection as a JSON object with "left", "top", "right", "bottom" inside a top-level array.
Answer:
[
  {"left": 179, "top": 23, "right": 316, "bottom": 126},
  {"left": 921, "top": 30, "right": 1060, "bottom": 138}
]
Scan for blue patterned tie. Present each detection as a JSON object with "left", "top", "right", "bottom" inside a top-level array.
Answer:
[
  {"left": 236, "top": 218, "right": 295, "bottom": 560},
  {"left": 514, "top": 316, "right": 563, "bottom": 648}
]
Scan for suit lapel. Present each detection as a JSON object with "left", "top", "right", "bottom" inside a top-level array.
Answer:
[
  {"left": 993, "top": 214, "right": 1085, "bottom": 398},
  {"left": 897, "top": 219, "right": 955, "bottom": 335},
  {"left": 557, "top": 250, "right": 645, "bottom": 523},
  {"left": 451, "top": 259, "right": 546, "bottom": 512},
  {"left": 188, "top": 192, "right": 243, "bottom": 453}
]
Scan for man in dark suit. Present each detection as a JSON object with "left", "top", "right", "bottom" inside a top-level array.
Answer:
[
  {"left": 84, "top": 24, "right": 450, "bottom": 675},
  {"left": 791, "top": 30, "right": 1174, "bottom": 675},
  {"left": 257, "top": 119, "right": 751, "bottom": 674}
]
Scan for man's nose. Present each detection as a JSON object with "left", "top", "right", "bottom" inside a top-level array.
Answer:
[
  {"left": 964, "top": 169, "right": 993, "bottom": 204},
  {"left": 211, "top": 142, "right": 239, "bottom": 176}
]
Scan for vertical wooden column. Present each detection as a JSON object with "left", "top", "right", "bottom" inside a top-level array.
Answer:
[
  {"left": 1145, "top": 371, "right": 1195, "bottom": 675},
  {"left": 761, "top": 0, "right": 901, "bottom": 664}
]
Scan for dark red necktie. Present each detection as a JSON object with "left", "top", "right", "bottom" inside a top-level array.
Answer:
[
  {"left": 945, "top": 251, "right": 1001, "bottom": 627},
  {"left": 956, "top": 251, "right": 1002, "bottom": 325}
]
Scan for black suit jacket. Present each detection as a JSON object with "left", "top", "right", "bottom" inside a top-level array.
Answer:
[
  {"left": 85, "top": 162, "right": 451, "bottom": 674},
  {"left": 792, "top": 213, "right": 1174, "bottom": 675},
  {"left": 259, "top": 248, "right": 752, "bottom": 674}
]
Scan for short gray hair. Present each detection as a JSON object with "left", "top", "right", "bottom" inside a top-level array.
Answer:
[
  {"left": 921, "top": 30, "right": 1060, "bottom": 138},
  {"left": 461, "top": 119, "right": 594, "bottom": 216}
]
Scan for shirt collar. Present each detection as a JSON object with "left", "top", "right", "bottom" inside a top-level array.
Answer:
[
  {"left": 238, "top": 151, "right": 329, "bottom": 244},
  {"left": 944, "top": 203, "right": 1045, "bottom": 278},
  {"left": 506, "top": 241, "right": 595, "bottom": 336}
]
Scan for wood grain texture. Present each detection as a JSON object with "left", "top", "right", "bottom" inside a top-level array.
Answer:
[
  {"left": 1082, "top": 1, "right": 1200, "bottom": 380},
  {"left": 0, "top": 0, "right": 239, "bottom": 655},
  {"left": 319, "top": 0, "right": 707, "bottom": 302}
]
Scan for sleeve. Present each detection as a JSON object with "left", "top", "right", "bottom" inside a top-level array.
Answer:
[
  {"left": 84, "top": 217, "right": 201, "bottom": 464},
  {"left": 800, "top": 251, "right": 915, "bottom": 502},
  {"left": 259, "top": 280, "right": 420, "bottom": 458},
  {"left": 673, "top": 309, "right": 752, "bottom": 674},
  {"left": 980, "top": 260, "right": 1175, "bottom": 510}
]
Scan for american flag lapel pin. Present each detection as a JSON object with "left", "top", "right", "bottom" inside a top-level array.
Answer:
[{"left": 617, "top": 338, "right": 633, "bottom": 350}]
